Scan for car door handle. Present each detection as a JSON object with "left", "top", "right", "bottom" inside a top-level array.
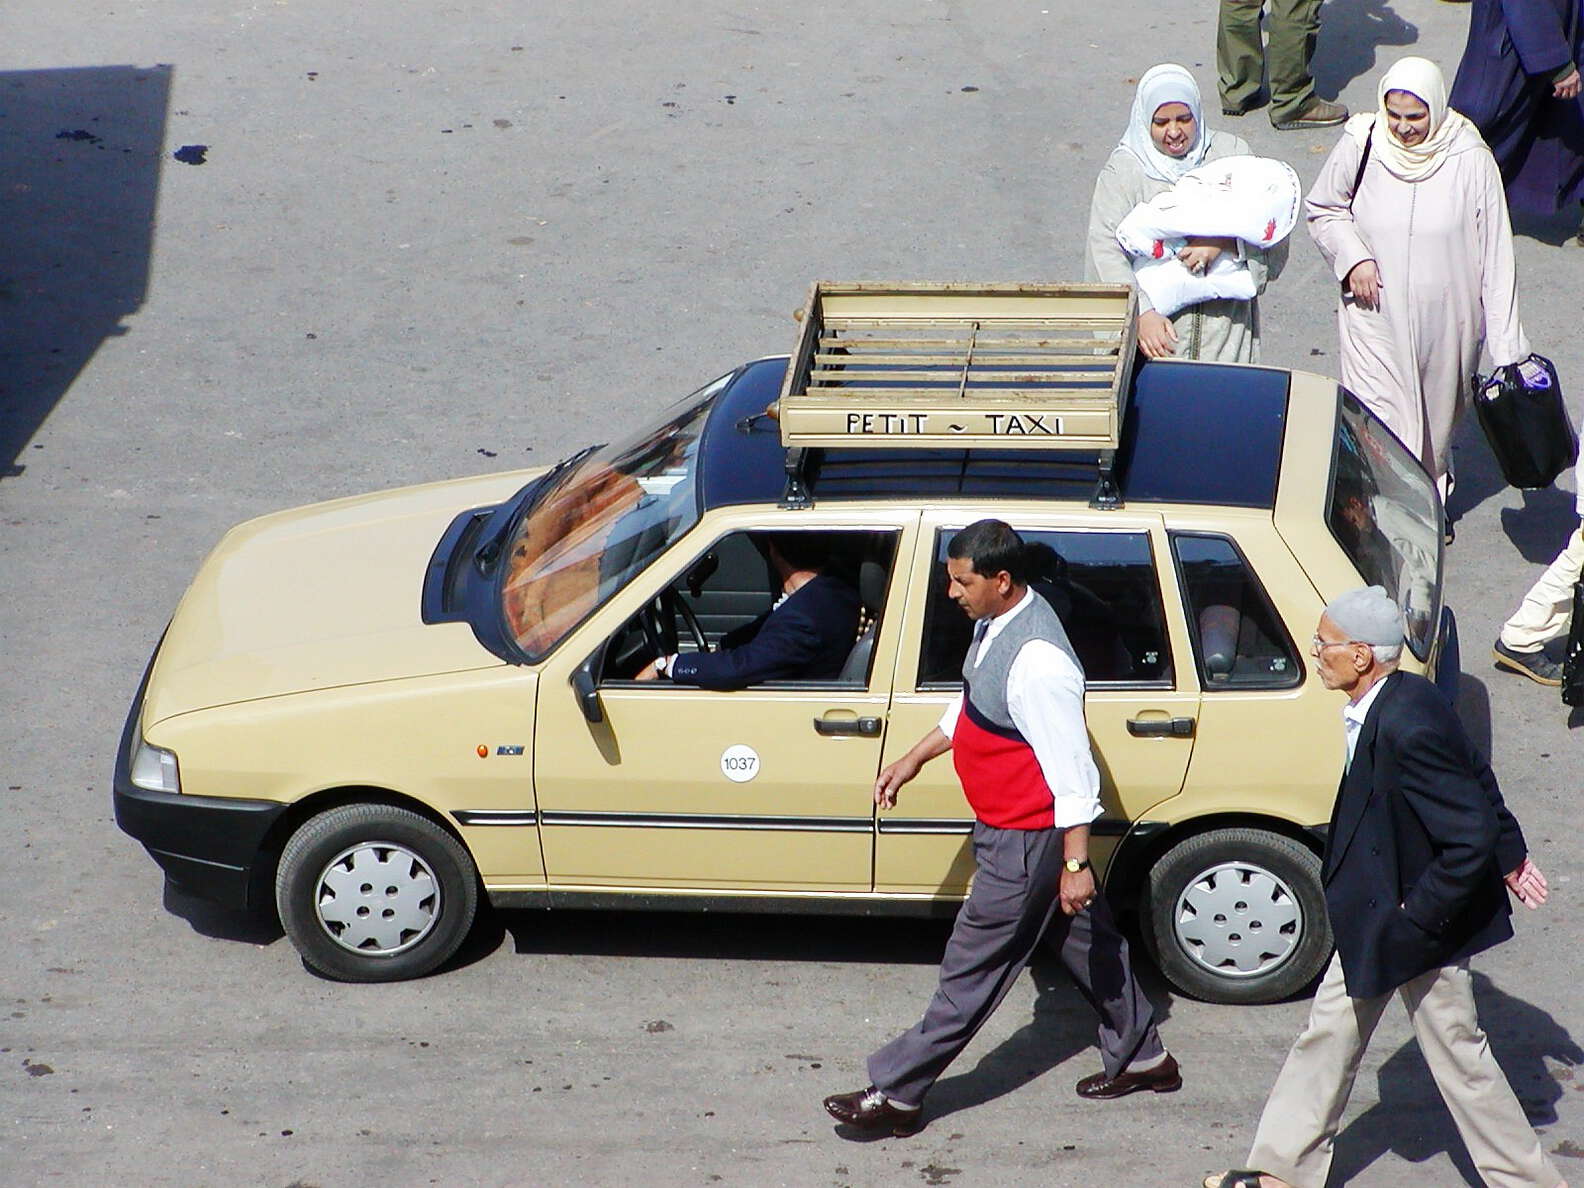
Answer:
[
  {"left": 1127, "top": 716, "right": 1195, "bottom": 738},
  {"left": 813, "top": 715, "right": 882, "bottom": 737}
]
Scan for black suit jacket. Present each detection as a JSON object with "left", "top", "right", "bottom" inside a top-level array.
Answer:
[
  {"left": 668, "top": 574, "right": 859, "bottom": 690},
  {"left": 1323, "top": 671, "right": 1528, "bottom": 999}
]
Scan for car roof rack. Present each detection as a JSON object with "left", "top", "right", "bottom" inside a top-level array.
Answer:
[{"left": 775, "top": 282, "right": 1137, "bottom": 510}]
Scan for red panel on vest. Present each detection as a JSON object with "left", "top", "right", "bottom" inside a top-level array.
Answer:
[{"left": 951, "top": 711, "right": 1055, "bottom": 830}]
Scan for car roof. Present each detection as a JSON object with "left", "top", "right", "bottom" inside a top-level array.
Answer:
[{"left": 697, "top": 356, "right": 1292, "bottom": 512}]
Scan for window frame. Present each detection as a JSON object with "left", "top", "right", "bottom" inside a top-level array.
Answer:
[
  {"left": 1168, "top": 529, "right": 1305, "bottom": 693},
  {"left": 595, "top": 523, "right": 905, "bottom": 694},
  {"left": 912, "top": 524, "right": 1179, "bottom": 693}
]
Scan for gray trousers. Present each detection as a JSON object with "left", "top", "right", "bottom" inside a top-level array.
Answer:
[{"left": 867, "top": 821, "right": 1163, "bottom": 1107}]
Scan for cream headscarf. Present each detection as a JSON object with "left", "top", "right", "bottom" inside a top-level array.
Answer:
[
  {"left": 1343, "top": 56, "right": 1477, "bottom": 182},
  {"left": 1119, "top": 64, "right": 1212, "bottom": 184}
]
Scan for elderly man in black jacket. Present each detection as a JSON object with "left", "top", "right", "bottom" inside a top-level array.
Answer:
[{"left": 1206, "top": 587, "right": 1564, "bottom": 1188}]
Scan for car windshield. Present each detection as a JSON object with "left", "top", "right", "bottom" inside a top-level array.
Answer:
[
  {"left": 1328, "top": 389, "right": 1443, "bottom": 659},
  {"left": 500, "top": 371, "right": 733, "bottom": 661}
]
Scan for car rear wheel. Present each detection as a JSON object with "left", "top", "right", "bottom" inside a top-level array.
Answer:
[
  {"left": 276, "top": 804, "right": 479, "bottom": 982},
  {"left": 1145, "top": 828, "right": 1331, "bottom": 1005}
]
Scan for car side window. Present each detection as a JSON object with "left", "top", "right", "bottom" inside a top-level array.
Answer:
[
  {"left": 601, "top": 528, "right": 898, "bottom": 688},
  {"left": 916, "top": 529, "right": 1173, "bottom": 688},
  {"left": 1171, "top": 533, "right": 1301, "bottom": 690}
]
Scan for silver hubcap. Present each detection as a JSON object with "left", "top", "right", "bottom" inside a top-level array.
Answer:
[
  {"left": 313, "top": 842, "right": 440, "bottom": 956},
  {"left": 1172, "top": 860, "right": 1302, "bottom": 980}
]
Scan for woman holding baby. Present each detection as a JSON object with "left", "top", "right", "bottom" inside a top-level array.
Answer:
[{"left": 1085, "top": 64, "right": 1289, "bottom": 362}]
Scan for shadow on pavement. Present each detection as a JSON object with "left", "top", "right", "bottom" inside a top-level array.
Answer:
[
  {"left": 1511, "top": 205, "right": 1584, "bottom": 247},
  {"left": 1446, "top": 417, "right": 1508, "bottom": 528},
  {"left": 1328, "top": 971, "right": 1582, "bottom": 1186},
  {"left": 1500, "top": 486, "right": 1579, "bottom": 565},
  {"left": 162, "top": 879, "right": 284, "bottom": 945},
  {"left": 1311, "top": 0, "right": 1418, "bottom": 101},
  {"left": 502, "top": 906, "right": 953, "bottom": 965},
  {"left": 1455, "top": 672, "right": 1494, "bottom": 759},
  {"left": 0, "top": 65, "right": 167, "bottom": 480}
]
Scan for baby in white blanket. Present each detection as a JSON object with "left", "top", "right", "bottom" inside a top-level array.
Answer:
[{"left": 1115, "top": 156, "right": 1301, "bottom": 318}]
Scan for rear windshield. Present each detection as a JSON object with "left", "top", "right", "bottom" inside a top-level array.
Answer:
[{"left": 1328, "top": 390, "right": 1443, "bottom": 659}]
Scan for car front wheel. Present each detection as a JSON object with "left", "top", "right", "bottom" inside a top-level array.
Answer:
[
  {"left": 1145, "top": 827, "right": 1331, "bottom": 1005},
  {"left": 276, "top": 803, "right": 479, "bottom": 982}
]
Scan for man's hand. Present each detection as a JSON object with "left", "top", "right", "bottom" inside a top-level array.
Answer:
[
  {"left": 1346, "top": 260, "right": 1382, "bottom": 310},
  {"left": 1137, "top": 310, "right": 1179, "bottom": 359},
  {"left": 1505, "top": 857, "right": 1549, "bottom": 909},
  {"left": 1554, "top": 68, "right": 1581, "bottom": 100},
  {"left": 874, "top": 727, "right": 952, "bottom": 809},
  {"left": 874, "top": 753, "right": 921, "bottom": 809},
  {"left": 634, "top": 660, "right": 660, "bottom": 681},
  {"left": 1059, "top": 865, "right": 1096, "bottom": 916}
]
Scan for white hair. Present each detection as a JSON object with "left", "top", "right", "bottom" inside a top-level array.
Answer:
[{"left": 1370, "top": 642, "right": 1403, "bottom": 666}]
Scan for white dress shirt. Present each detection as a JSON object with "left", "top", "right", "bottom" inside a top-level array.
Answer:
[
  {"left": 937, "top": 588, "right": 1103, "bottom": 829},
  {"left": 1342, "top": 673, "right": 1389, "bottom": 768}
]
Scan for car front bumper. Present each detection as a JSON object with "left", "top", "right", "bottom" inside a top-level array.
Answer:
[{"left": 113, "top": 642, "right": 287, "bottom": 911}]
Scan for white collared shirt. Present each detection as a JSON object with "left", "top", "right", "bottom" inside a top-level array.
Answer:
[
  {"left": 937, "top": 588, "right": 1103, "bottom": 828},
  {"left": 1342, "top": 673, "right": 1389, "bottom": 767}
]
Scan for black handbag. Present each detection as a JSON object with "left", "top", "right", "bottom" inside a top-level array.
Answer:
[
  {"left": 1471, "top": 354, "right": 1578, "bottom": 490},
  {"left": 1563, "top": 578, "right": 1584, "bottom": 707}
]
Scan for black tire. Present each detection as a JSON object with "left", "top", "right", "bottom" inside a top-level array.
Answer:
[
  {"left": 275, "top": 803, "right": 479, "bottom": 983},
  {"left": 1144, "top": 827, "right": 1331, "bottom": 1005}
]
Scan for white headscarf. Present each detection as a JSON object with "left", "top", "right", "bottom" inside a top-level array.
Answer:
[
  {"left": 1343, "top": 56, "right": 1477, "bottom": 182},
  {"left": 1119, "top": 64, "right": 1211, "bottom": 184}
]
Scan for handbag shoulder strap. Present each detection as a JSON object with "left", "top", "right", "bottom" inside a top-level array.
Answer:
[{"left": 1348, "top": 128, "right": 1373, "bottom": 211}]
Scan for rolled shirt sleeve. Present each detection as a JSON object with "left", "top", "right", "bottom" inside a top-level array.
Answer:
[
  {"left": 1006, "top": 639, "right": 1103, "bottom": 828},
  {"left": 937, "top": 692, "right": 964, "bottom": 740}
]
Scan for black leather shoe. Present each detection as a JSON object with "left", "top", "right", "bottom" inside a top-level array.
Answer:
[
  {"left": 823, "top": 1085, "right": 924, "bottom": 1135},
  {"left": 1075, "top": 1053, "right": 1182, "bottom": 1099}
]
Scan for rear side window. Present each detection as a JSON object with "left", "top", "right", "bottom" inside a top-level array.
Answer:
[
  {"left": 1172, "top": 533, "right": 1301, "bottom": 690},
  {"left": 917, "top": 529, "right": 1173, "bottom": 688}
]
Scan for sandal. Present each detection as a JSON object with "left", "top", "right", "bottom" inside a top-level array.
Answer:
[{"left": 1202, "top": 1173, "right": 1274, "bottom": 1188}]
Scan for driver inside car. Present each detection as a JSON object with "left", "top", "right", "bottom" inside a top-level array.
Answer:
[{"left": 635, "top": 533, "right": 860, "bottom": 688}]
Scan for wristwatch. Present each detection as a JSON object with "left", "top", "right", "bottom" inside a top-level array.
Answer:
[
  {"left": 1064, "top": 857, "right": 1091, "bottom": 873},
  {"left": 653, "top": 654, "right": 671, "bottom": 678}
]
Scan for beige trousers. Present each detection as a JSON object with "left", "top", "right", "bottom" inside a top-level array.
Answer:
[
  {"left": 1247, "top": 954, "right": 1562, "bottom": 1188},
  {"left": 1500, "top": 524, "right": 1584, "bottom": 653}
]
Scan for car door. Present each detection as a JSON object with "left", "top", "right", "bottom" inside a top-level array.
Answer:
[
  {"left": 532, "top": 510, "right": 918, "bottom": 893},
  {"left": 874, "top": 511, "right": 1201, "bottom": 896}
]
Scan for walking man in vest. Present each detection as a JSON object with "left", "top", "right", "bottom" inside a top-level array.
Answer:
[{"left": 823, "top": 520, "right": 1178, "bottom": 1137}]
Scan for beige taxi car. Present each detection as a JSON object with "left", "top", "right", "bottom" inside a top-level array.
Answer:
[{"left": 115, "top": 284, "right": 1450, "bottom": 1003}]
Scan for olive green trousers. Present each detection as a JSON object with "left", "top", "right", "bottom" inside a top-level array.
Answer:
[{"left": 1217, "top": 0, "right": 1323, "bottom": 122}]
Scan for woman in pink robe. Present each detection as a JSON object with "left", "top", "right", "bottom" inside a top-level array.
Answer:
[{"left": 1306, "top": 57, "right": 1530, "bottom": 497}]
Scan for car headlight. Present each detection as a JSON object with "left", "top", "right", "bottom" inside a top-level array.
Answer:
[{"left": 129, "top": 737, "right": 181, "bottom": 794}]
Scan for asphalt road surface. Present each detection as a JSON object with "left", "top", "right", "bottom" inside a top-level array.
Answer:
[{"left": 3, "top": 2, "right": 1581, "bottom": 1185}]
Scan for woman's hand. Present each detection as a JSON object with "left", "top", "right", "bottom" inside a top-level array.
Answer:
[
  {"left": 1346, "top": 259, "right": 1382, "bottom": 310},
  {"left": 1137, "top": 310, "right": 1179, "bottom": 358},
  {"left": 1177, "top": 236, "right": 1237, "bottom": 275},
  {"left": 1554, "top": 68, "right": 1581, "bottom": 100}
]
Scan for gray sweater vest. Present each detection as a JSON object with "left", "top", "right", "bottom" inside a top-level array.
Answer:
[{"left": 962, "top": 593, "right": 1084, "bottom": 735}]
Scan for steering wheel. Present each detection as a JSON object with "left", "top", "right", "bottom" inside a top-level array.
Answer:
[{"left": 639, "top": 589, "right": 709, "bottom": 659}]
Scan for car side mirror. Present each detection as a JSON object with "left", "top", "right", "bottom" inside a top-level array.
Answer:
[{"left": 571, "top": 650, "right": 604, "bottom": 724}]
